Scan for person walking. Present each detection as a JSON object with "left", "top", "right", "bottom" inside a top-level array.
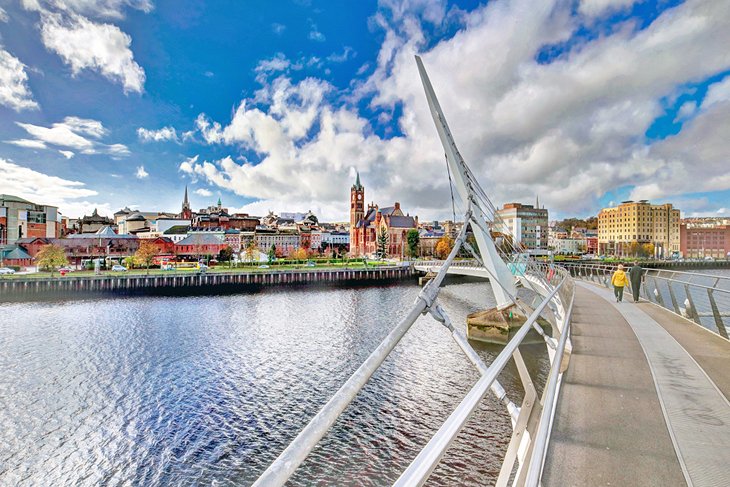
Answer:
[
  {"left": 628, "top": 261, "right": 644, "bottom": 302},
  {"left": 611, "top": 264, "right": 628, "bottom": 302}
]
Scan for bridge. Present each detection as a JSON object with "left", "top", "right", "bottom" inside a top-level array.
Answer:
[{"left": 251, "top": 57, "right": 730, "bottom": 486}]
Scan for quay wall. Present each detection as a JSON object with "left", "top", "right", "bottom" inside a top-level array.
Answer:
[{"left": 0, "top": 266, "right": 415, "bottom": 302}]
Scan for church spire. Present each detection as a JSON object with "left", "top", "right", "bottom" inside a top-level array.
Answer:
[
  {"left": 353, "top": 170, "right": 363, "bottom": 190},
  {"left": 183, "top": 185, "right": 190, "bottom": 210}
]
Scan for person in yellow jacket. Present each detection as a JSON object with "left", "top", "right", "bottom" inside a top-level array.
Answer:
[{"left": 611, "top": 264, "right": 629, "bottom": 302}]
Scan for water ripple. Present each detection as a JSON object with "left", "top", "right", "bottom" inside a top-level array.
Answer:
[{"left": 0, "top": 280, "right": 548, "bottom": 486}]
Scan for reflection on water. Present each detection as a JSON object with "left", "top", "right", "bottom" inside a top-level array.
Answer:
[{"left": 0, "top": 279, "right": 549, "bottom": 486}]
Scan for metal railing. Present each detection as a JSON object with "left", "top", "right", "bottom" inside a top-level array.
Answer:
[
  {"left": 253, "top": 229, "right": 576, "bottom": 486},
  {"left": 563, "top": 262, "right": 730, "bottom": 340}
]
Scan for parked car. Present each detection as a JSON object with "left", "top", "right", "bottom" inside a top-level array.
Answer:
[
  {"left": 258, "top": 264, "right": 270, "bottom": 268},
  {"left": 305, "top": 261, "right": 316, "bottom": 267},
  {"left": 59, "top": 267, "right": 74, "bottom": 273},
  {"left": 0, "top": 267, "right": 16, "bottom": 275},
  {"left": 111, "top": 265, "right": 128, "bottom": 272}
]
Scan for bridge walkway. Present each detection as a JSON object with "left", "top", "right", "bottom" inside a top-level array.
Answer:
[{"left": 543, "top": 281, "right": 730, "bottom": 487}]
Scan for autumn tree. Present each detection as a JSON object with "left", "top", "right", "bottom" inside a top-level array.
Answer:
[
  {"left": 406, "top": 229, "right": 420, "bottom": 259},
  {"left": 245, "top": 240, "right": 257, "bottom": 264},
  {"left": 642, "top": 243, "right": 655, "bottom": 258},
  {"left": 36, "top": 244, "right": 68, "bottom": 277},
  {"left": 291, "top": 247, "right": 308, "bottom": 262},
  {"left": 434, "top": 235, "right": 454, "bottom": 260},
  {"left": 134, "top": 241, "right": 159, "bottom": 275}
]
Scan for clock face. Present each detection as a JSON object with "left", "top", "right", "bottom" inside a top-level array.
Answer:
[{"left": 357, "top": 194, "right": 362, "bottom": 200}]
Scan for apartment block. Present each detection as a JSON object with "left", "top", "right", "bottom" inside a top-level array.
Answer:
[{"left": 597, "top": 200, "right": 680, "bottom": 257}]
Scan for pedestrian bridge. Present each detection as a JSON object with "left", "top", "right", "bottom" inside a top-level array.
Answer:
[
  {"left": 417, "top": 260, "right": 730, "bottom": 486},
  {"left": 253, "top": 57, "right": 730, "bottom": 486}
]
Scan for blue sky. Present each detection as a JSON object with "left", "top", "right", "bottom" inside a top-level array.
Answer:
[{"left": 1, "top": 0, "right": 729, "bottom": 220}]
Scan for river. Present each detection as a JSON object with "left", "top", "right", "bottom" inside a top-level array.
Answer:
[{"left": 0, "top": 278, "right": 549, "bottom": 486}]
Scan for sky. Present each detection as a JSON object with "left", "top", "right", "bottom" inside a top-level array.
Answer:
[{"left": 0, "top": 0, "right": 729, "bottom": 221}]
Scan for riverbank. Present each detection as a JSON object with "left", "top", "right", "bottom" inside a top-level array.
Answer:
[{"left": 0, "top": 266, "right": 415, "bottom": 302}]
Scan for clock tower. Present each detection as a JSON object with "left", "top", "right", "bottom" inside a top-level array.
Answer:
[{"left": 350, "top": 171, "right": 364, "bottom": 254}]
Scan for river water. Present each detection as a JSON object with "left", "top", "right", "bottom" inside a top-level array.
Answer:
[{"left": 0, "top": 278, "right": 550, "bottom": 486}]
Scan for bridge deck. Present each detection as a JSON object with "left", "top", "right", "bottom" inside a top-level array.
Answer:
[{"left": 543, "top": 282, "right": 730, "bottom": 487}]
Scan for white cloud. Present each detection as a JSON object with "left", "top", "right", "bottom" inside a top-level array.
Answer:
[
  {"left": 39, "top": 11, "right": 145, "bottom": 93},
  {"left": 194, "top": 188, "right": 212, "bottom": 197},
  {"left": 59, "top": 150, "right": 75, "bottom": 158},
  {"left": 135, "top": 165, "right": 148, "bottom": 178},
  {"left": 137, "top": 126, "right": 178, "bottom": 142},
  {"left": 0, "top": 158, "right": 111, "bottom": 217},
  {"left": 674, "top": 100, "right": 697, "bottom": 122},
  {"left": 271, "top": 22, "right": 286, "bottom": 35},
  {"left": 579, "top": 0, "right": 639, "bottom": 19},
  {"left": 24, "top": 0, "right": 153, "bottom": 20},
  {"left": 308, "top": 23, "right": 325, "bottom": 42},
  {"left": 0, "top": 7, "right": 8, "bottom": 22},
  {"left": 6, "top": 139, "right": 47, "bottom": 149},
  {"left": 327, "top": 46, "right": 355, "bottom": 63},
  {"left": 0, "top": 47, "right": 39, "bottom": 111},
  {"left": 180, "top": 0, "right": 730, "bottom": 220},
  {"left": 11, "top": 116, "right": 129, "bottom": 156},
  {"left": 255, "top": 53, "right": 291, "bottom": 75}
]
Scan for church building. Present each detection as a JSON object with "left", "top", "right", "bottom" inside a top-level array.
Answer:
[{"left": 349, "top": 173, "right": 418, "bottom": 258}]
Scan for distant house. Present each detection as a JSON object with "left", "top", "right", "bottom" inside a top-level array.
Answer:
[
  {"left": 15, "top": 237, "right": 52, "bottom": 258},
  {"left": 1, "top": 246, "right": 33, "bottom": 267},
  {"left": 175, "top": 233, "right": 226, "bottom": 257}
]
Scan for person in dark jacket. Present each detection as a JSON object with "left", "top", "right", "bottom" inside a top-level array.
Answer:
[{"left": 629, "top": 262, "right": 644, "bottom": 302}]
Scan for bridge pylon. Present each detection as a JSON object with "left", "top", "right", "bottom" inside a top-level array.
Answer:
[{"left": 415, "top": 55, "right": 518, "bottom": 310}]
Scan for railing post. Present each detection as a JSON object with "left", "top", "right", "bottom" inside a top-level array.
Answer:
[
  {"left": 707, "top": 288, "right": 729, "bottom": 339},
  {"left": 683, "top": 284, "right": 701, "bottom": 325},
  {"left": 668, "top": 282, "right": 681, "bottom": 315}
]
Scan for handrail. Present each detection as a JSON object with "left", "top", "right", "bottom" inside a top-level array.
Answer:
[
  {"left": 394, "top": 271, "right": 571, "bottom": 486},
  {"left": 252, "top": 213, "right": 473, "bottom": 487},
  {"left": 524, "top": 283, "right": 576, "bottom": 486},
  {"left": 562, "top": 262, "right": 730, "bottom": 340},
  {"left": 253, "top": 237, "right": 576, "bottom": 486}
]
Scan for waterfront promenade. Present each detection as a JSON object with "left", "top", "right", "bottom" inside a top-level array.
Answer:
[{"left": 544, "top": 281, "right": 730, "bottom": 487}]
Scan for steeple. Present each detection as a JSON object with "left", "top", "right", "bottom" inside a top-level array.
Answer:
[
  {"left": 183, "top": 185, "right": 190, "bottom": 211},
  {"left": 217, "top": 196, "right": 222, "bottom": 208},
  {"left": 353, "top": 170, "right": 363, "bottom": 190}
]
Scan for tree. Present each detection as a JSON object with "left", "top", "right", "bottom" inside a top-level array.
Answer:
[
  {"left": 642, "top": 243, "right": 655, "bottom": 258},
  {"left": 406, "top": 229, "right": 420, "bottom": 259},
  {"left": 219, "top": 246, "right": 234, "bottom": 267},
  {"left": 268, "top": 244, "right": 276, "bottom": 264},
  {"left": 291, "top": 247, "right": 308, "bottom": 262},
  {"left": 376, "top": 228, "right": 389, "bottom": 259},
  {"left": 36, "top": 244, "right": 68, "bottom": 277},
  {"left": 628, "top": 241, "right": 641, "bottom": 257},
  {"left": 245, "top": 240, "right": 257, "bottom": 264},
  {"left": 434, "top": 235, "right": 454, "bottom": 259},
  {"left": 134, "top": 241, "right": 159, "bottom": 275}
]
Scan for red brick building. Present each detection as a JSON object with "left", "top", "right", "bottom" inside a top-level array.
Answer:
[
  {"left": 680, "top": 223, "right": 730, "bottom": 259},
  {"left": 175, "top": 233, "right": 227, "bottom": 257},
  {"left": 349, "top": 174, "right": 418, "bottom": 258},
  {"left": 16, "top": 237, "right": 52, "bottom": 258}
]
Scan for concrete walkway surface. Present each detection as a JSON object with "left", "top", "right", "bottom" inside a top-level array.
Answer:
[{"left": 543, "top": 282, "right": 730, "bottom": 487}]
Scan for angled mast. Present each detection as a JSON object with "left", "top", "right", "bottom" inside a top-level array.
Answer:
[{"left": 415, "top": 55, "right": 517, "bottom": 309}]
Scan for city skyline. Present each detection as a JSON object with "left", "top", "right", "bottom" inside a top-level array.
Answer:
[{"left": 1, "top": 0, "right": 729, "bottom": 221}]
